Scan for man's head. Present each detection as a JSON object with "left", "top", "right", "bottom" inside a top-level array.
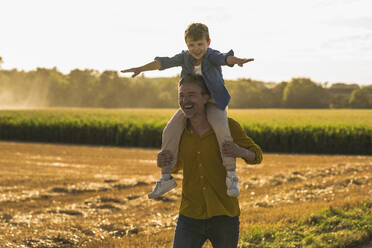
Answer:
[
  {"left": 184, "top": 23, "right": 211, "bottom": 61},
  {"left": 178, "top": 74, "right": 210, "bottom": 119}
]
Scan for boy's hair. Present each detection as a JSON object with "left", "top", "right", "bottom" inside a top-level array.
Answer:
[
  {"left": 179, "top": 74, "right": 211, "bottom": 96},
  {"left": 184, "top": 23, "right": 210, "bottom": 42}
]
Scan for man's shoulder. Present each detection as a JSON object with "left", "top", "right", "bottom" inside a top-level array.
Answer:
[
  {"left": 227, "top": 117, "right": 250, "bottom": 141},
  {"left": 227, "top": 117, "right": 239, "bottom": 126},
  {"left": 227, "top": 118, "right": 243, "bottom": 131}
]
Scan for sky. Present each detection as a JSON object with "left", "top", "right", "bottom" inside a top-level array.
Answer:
[{"left": 1, "top": 0, "right": 372, "bottom": 85}]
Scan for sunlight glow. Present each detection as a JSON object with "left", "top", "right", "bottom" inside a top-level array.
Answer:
[{"left": 1, "top": 0, "right": 371, "bottom": 84}]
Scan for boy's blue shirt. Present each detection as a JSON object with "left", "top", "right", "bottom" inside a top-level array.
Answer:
[{"left": 154, "top": 47, "right": 234, "bottom": 110}]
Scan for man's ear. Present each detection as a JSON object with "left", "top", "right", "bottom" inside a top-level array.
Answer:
[
  {"left": 208, "top": 39, "right": 211, "bottom": 46},
  {"left": 203, "top": 94, "right": 210, "bottom": 104}
]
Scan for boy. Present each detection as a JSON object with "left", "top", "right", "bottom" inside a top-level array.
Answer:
[{"left": 121, "top": 23, "right": 254, "bottom": 198}]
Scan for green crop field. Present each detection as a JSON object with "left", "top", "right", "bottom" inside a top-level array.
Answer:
[
  {"left": 0, "top": 108, "right": 371, "bottom": 126},
  {"left": 0, "top": 108, "right": 371, "bottom": 154}
]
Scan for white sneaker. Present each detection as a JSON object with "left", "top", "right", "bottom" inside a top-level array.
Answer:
[
  {"left": 148, "top": 177, "right": 177, "bottom": 199},
  {"left": 226, "top": 175, "right": 240, "bottom": 197}
]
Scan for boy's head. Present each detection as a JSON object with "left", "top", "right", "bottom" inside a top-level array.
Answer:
[
  {"left": 184, "top": 23, "right": 211, "bottom": 61},
  {"left": 184, "top": 23, "right": 210, "bottom": 42}
]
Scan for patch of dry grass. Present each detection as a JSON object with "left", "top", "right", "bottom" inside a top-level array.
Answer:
[{"left": 0, "top": 141, "right": 371, "bottom": 247}]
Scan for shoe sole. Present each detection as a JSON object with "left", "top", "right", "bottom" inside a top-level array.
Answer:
[
  {"left": 227, "top": 189, "right": 240, "bottom": 197},
  {"left": 148, "top": 181, "right": 177, "bottom": 199},
  {"left": 226, "top": 177, "right": 240, "bottom": 197}
]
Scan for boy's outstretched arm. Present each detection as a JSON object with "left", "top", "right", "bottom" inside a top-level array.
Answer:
[
  {"left": 120, "top": 60, "right": 161, "bottom": 77},
  {"left": 226, "top": 56, "right": 254, "bottom": 67}
]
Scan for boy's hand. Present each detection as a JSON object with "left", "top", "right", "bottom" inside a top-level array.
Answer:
[
  {"left": 157, "top": 150, "right": 173, "bottom": 168},
  {"left": 236, "top": 58, "right": 254, "bottom": 67},
  {"left": 222, "top": 141, "right": 245, "bottom": 158},
  {"left": 120, "top": 67, "right": 142, "bottom": 77},
  {"left": 120, "top": 61, "right": 161, "bottom": 77},
  {"left": 227, "top": 56, "right": 254, "bottom": 67}
]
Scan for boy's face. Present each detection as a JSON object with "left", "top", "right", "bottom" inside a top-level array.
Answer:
[{"left": 186, "top": 37, "right": 211, "bottom": 61}]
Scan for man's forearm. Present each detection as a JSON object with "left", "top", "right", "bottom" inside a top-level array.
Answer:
[{"left": 238, "top": 146, "right": 256, "bottom": 162}]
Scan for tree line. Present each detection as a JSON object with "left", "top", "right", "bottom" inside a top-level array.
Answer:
[{"left": 0, "top": 67, "right": 371, "bottom": 108}]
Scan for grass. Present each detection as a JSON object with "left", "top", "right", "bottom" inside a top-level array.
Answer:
[
  {"left": 0, "top": 141, "right": 371, "bottom": 247},
  {"left": 228, "top": 109, "right": 372, "bottom": 127},
  {"left": 240, "top": 202, "right": 372, "bottom": 247}
]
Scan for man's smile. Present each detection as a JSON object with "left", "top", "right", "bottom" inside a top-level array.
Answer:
[
  {"left": 183, "top": 104, "right": 193, "bottom": 109},
  {"left": 181, "top": 103, "right": 195, "bottom": 115}
]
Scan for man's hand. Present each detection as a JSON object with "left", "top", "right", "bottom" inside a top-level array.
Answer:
[
  {"left": 120, "top": 67, "right": 142, "bottom": 77},
  {"left": 222, "top": 141, "right": 245, "bottom": 158},
  {"left": 157, "top": 150, "right": 173, "bottom": 168},
  {"left": 222, "top": 141, "right": 257, "bottom": 162}
]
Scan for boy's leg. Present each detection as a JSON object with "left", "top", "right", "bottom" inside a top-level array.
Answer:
[
  {"left": 148, "top": 109, "right": 185, "bottom": 198},
  {"left": 206, "top": 103, "right": 240, "bottom": 197},
  {"left": 206, "top": 103, "right": 235, "bottom": 170},
  {"left": 161, "top": 108, "right": 185, "bottom": 173}
]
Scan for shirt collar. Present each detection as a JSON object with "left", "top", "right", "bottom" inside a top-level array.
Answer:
[
  {"left": 186, "top": 48, "right": 212, "bottom": 65},
  {"left": 184, "top": 118, "right": 214, "bottom": 138}
]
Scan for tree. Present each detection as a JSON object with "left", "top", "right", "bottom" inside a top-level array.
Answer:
[
  {"left": 98, "top": 70, "right": 127, "bottom": 108},
  {"left": 283, "top": 78, "right": 330, "bottom": 108},
  {"left": 47, "top": 68, "right": 70, "bottom": 107},
  {"left": 227, "top": 79, "right": 268, "bottom": 108},
  {"left": 349, "top": 86, "right": 372, "bottom": 108},
  {"left": 328, "top": 83, "right": 359, "bottom": 95},
  {"left": 267, "top": 81, "right": 288, "bottom": 108},
  {"left": 329, "top": 94, "right": 350, "bottom": 108},
  {"left": 328, "top": 83, "right": 359, "bottom": 108},
  {"left": 68, "top": 69, "right": 99, "bottom": 107}
]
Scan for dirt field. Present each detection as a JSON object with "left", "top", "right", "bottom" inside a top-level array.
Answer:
[{"left": 0, "top": 141, "right": 371, "bottom": 247}]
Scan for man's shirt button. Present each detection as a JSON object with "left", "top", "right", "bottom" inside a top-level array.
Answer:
[
  {"left": 202, "top": 187, "right": 206, "bottom": 190},
  {"left": 199, "top": 163, "right": 202, "bottom": 167}
]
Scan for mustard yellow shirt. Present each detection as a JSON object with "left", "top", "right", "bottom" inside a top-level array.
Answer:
[{"left": 173, "top": 118, "right": 263, "bottom": 219}]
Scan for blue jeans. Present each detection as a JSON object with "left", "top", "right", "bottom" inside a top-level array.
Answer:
[{"left": 173, "top": 214, "right": 240, "bottom": 248}]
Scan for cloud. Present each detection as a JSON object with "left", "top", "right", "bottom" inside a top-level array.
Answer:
[
  {"left": 328, "top": 17, "right": 372, "bottom": 31},
  {"left": 323, "top": 33, "right": 372, "bottom": 45},
  {"left": 182, "top": 3, "right": 233, "bottom": 24},
  {"left": 312, "top": 0, "right": 365, "bottom": 7},
  {"left": 321, "top": 32, "right": 372, "bottom": 59}
]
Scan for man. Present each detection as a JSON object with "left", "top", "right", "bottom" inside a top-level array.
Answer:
[{"left": 157, "top": 74, "right": 263, "bottom": 248}]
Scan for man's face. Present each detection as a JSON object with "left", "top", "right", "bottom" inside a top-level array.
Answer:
[
  {"left": 179, "top": 83, "right": 209, "bottom": 119},
  {"left": 186, "top": 37, "right": 210, "bottom": 61}
]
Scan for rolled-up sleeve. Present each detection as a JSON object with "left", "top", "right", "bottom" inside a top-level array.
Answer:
[
  {"left": 207, "top": 49, "right": 234, "bottom": 67},
  {"left": 229, "top": 118, "right": 263, "bottom": 164},
  {"left": 154, "top": 52, "right": 185, "bottom": 70}
]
